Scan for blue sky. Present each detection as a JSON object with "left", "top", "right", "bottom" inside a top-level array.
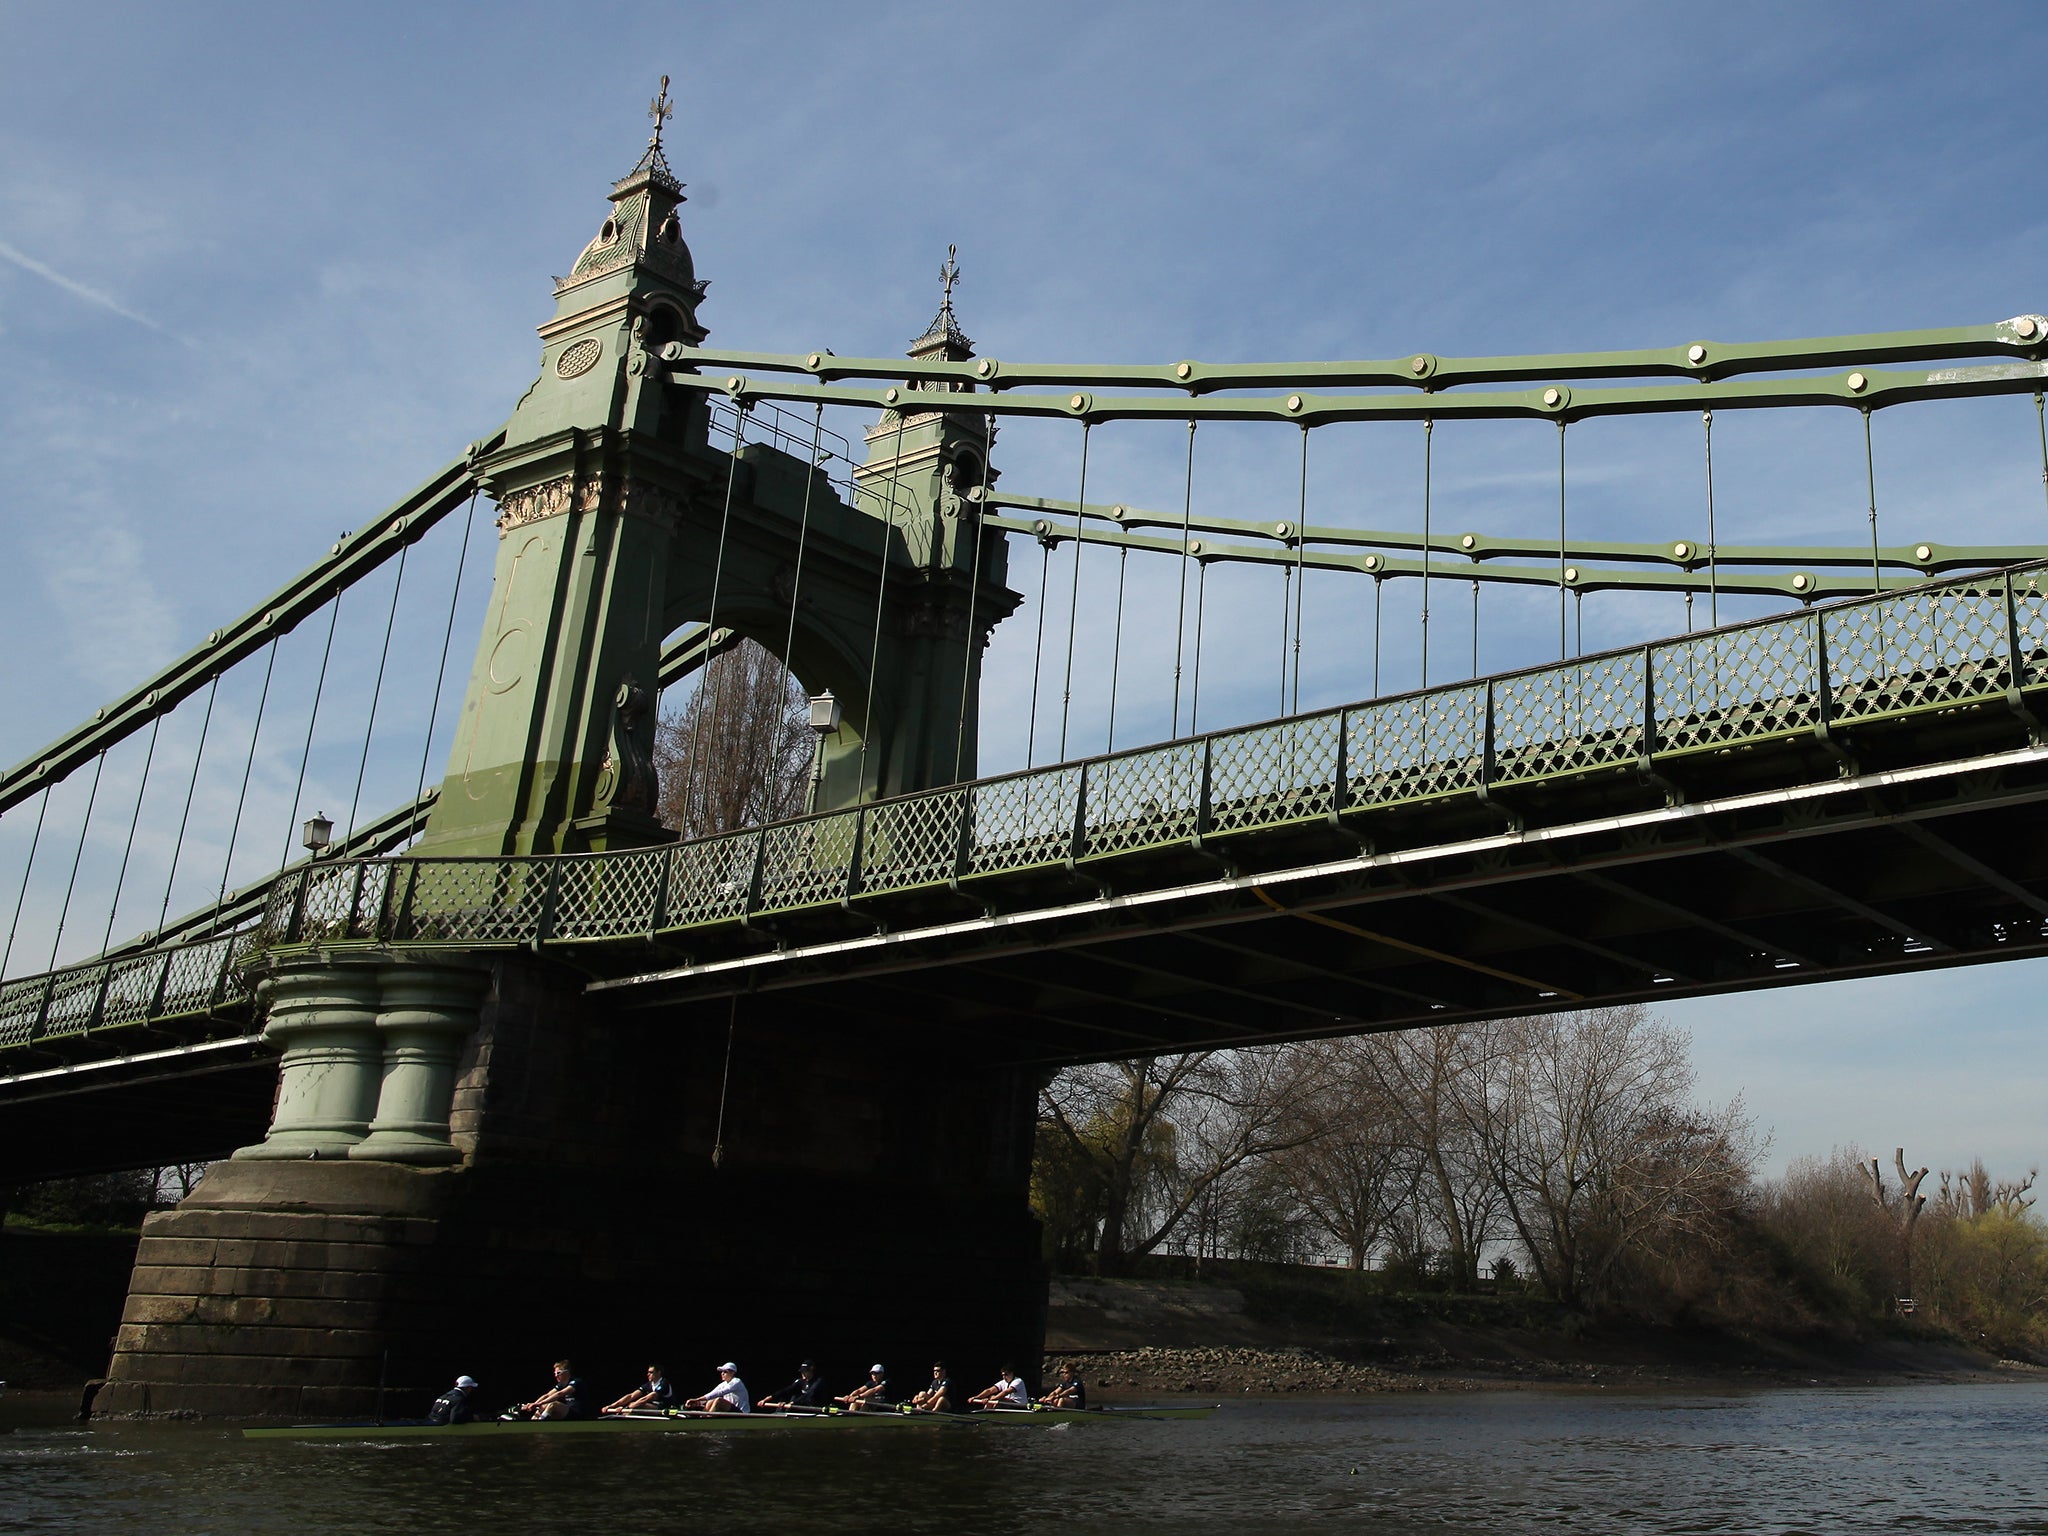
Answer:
[{"left": 2, "top": 1, "right": 2046, "bottom": 1178}]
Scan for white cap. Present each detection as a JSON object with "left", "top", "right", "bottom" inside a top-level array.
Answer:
[
  {"left": 871, "top": 1363, "right": 886, "bottom": 1373},
  {"left": 456, "top": 1375, "right": 478, "bottom": 1389},
  {"left": 718, "top": 1361, "right": 739, "bottom": 1373}
]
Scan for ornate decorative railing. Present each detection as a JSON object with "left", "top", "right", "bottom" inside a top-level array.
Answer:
[{"left": 5, "top": 560, "right": 2045, "bottom": 1055}]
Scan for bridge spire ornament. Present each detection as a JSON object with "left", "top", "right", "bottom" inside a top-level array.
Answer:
[
  {"left": 911, "top": 241, "right": 973, "bottom": 360},
  {"left": 648, "top": 74, "right": 674, "bottom": 149}
]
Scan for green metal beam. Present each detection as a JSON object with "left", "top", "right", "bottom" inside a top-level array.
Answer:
[
  {"left": 0, "top": 435, "right": 504, "bottom": 819},
  {"left": 679, "top": 360, "right": 2048, "bottom": 428},
  {"left": 977, "top": 513, "right": 1945, "bottom": 600},
  {"left": 986, "top": 492, "right": 2041, "bottom": 575},
  {"left": 668, "top": 314, "right": 2046, "bottom": 396}
]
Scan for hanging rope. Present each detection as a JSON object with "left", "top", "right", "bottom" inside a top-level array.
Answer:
[
  {"left": 158, "top": 673, "right": 218, "bottom": 933},
  {"left": 1556, "top": 421, "right": 1569, "bottom": 661},
  {"left": 1290, "top": 425, "right": 1309, "bottom": 716},
  {"left": 281, "top": 591, "right": 343, "bottom": 867},
  {"left": 1025, "top": 524, "right": 1053, "bottom": 769},
  {"left": 100, "top": 713, "right": 162, "bottom": 953},
  {"left": 771, "top": 402, "right": 828, "bottom": 807},
  {"left": 216, "top": 636, "right": 279, "bottom": 912},
  {"left": 1421, "top": 418, "right": 1434, "bottom": 688},
  {"left": 1172, "top": 421, "right": 1197, "bottom": 737},
  {"left": 709, "top": 994, "right": 737, "bottom": 1170},
  {"left": 344, "top": 542, "right": 409, "bottom": 844},
  {"left": 683, "top": 404, "right": 752, "bottom": 835},
  {"left": 1862, "top": 408, "right": 1881, "bottom": 596},
  {"left": 1702, "top": 410, "right": 1719, "bottom": 629},
  {"left": 951, "top": 413, "right": 995, "bottom": 783},
  {"left": 412, "top": 490, "right": 481, "bottom": 819},
  {"left": 1, "top": 786, "right": 50, "bottom": 980},
  {"left": 1057, "top": 422, "right": 1092, "bottom": 761},
  {"left": 858, "top": 410, "right": 913, "bottom": 803},
  {"left": 1189, "top": 556, "right": 1210, "bottom": 734},
  {"left": 47, "top": 750, "right": 106, "bottom": 970}
]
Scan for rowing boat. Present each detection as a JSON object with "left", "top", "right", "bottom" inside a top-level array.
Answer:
[{"left": 241, "top": 1404, "right": 1217, "bottom": 1440}]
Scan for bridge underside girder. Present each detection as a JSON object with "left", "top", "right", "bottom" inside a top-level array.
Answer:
[{"left": 594, "top": 698, "right": 2048, "bottom": 1062}]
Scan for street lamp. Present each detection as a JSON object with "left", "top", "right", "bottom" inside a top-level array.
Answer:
[
  {"left": 807, "top": 692, "right": 841, "bottom": 812},
  {"left": 301, "top": 812, "right": 333, "bottom": 856}
]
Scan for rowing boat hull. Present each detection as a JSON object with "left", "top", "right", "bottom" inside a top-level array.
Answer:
[{"left": 241, "top": 1405, "right": 1217, "bottom": 1440}]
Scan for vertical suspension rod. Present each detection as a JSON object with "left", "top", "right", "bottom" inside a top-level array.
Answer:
[
  {"left": 858, "top": 410, "right": 912, "bottom": 803},
  {"left": 951, "top": 413, "right": 995, "bottom": 783},
  {"left": 1171, "top": 420, "right": 1196, "bottom": 737},
  {"left": 345, "top": 544, "right": 410, "bottom": 843},
  {"left": 413, "top": 491, "right": 481, "bottom": 815},
  {"left": 47, "top": 751, "right": 106, "bottom": 970},
  {"left": 281, "top": 592, "right": 344, "bottom": 867},
  {"left": 1, "top": 787, "right": 51, "bottom": 981},
  {"left": 1057, "top": 423, "right": 1091, "bottom": 761},
  {"left": 100, "top": 714, "right": 163, "bottom": 953},
  {"left": 158, "top": 674, "right": 219, "bottom": 934}
]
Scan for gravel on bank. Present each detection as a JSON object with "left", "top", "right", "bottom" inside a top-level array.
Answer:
[{"left": 1048, "top": 1345, "right": 1480, "bottom": 1396}]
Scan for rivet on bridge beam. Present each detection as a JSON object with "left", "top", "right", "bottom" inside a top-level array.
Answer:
[
  {"left": 1791, "top": 573, "right": 1812, "bottom": 592},
  {"left": 976, "top": 358, "right": 998, "bottom": 379},
  {"left": 1847, "top": 372, "right": 1868, "bottom": 393},
  {"left": 1174, "top": 362, "right": 1195, "bottom": 381},
  {"left": 2014, "top": 316, "right": 2041, "bottom": 341},
  {"left": 1460, "top": 534, "right": 1477, "bottom": 550},
  {"left": 1687, "top": 344, "right": 1708, "bottom": 366},
  {"left": 1067, "top": 393, "right": 1092, "bottom": 414},
  {"left": 1410, "top": 355, "right": 1433, "bottom": 377},
  {"left": 1915, "top": 544, "right": 1933, "bottom": 562},
  {"left": 1673, "top": 541, "right": 1692, "bottom": 559}
]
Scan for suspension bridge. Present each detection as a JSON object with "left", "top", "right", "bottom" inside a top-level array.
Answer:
[{"left": 3, "top": 83, "right": 2047, "bottom": 1415}]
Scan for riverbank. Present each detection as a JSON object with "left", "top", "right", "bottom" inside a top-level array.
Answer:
[{"left": 1044, "top": 1266, "right": 2048, "bottom": 1397}]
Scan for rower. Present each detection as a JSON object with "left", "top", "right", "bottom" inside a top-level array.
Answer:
[
  {"left": 602, "top": 1363, "right": 674, "bottom": 1416},
  {"left": 757, "top": 1359, "right": 831, "bottom": 1412},
  {"left": 682, "top": 1362, "right": 751, "bottom": 1414},
  {"left": 510, "top": 1359, "right": 585, "bottom": 1421},
  {"left": 969, "top": 1364, "right": 1030, "bottom": 1410},
  {"left": 1036, "top": 1362, "right": 1086, "bottom": 1410},
  {"left": 835, "top": 1363, "right": 891, "bottom": 1413},
  {"left": 906, "top": 1361, "right": 955, "bottom": 1414}
]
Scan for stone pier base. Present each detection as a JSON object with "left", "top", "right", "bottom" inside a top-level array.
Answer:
[{"left": 98, "top": 951, "right": 1046, "bottom": 1418}]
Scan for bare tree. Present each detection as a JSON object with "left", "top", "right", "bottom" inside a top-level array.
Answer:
[
  {"left": 1038, "top": 1047, "right": 1325, "bottom": 1275},
  {"left": 1350, "top": 1023, "right": 1500, "bottom": 1288},
  {"left": 1470, "top": 1006, "right": 1756, "bottom": 1307},
  {"left": 1270, "top": 1037, "right": 1410, "bottom": 1270},
  {"left": 656, "top": 640, "right": 813, "bottom": 838},
  {"left": 1862, "top": 1147, "right": 1931, "bottom": 1304}
]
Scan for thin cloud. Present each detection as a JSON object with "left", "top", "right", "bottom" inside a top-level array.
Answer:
[{"left": 0, "top": 237, "right": 189, "bottom": 343}]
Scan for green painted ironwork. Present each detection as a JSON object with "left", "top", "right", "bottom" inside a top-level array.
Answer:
[
  {"left": 977, "top": 510, "right": 1958, "bottom": 602},
  {"left": 0, "top": 443, "right": 500, "bottom": 820},
  {"left": 669, "top": 316, "right": 2048, "bottom": 425},
  {"left": 984, "top": 492, "right": 2040, "bottom": 576},
  {"left": 9, "top": 555, "right": 2042, "bottom": 1058}
]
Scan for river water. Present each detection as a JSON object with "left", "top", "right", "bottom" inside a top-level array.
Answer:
[{"left": 3, "top": 1383, "right": 2045, "bottom": 1534}]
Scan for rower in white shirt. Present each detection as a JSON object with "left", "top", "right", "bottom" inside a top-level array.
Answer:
[
  {"left": 683, "top": 1361, "right": 751, "bottom": 1413},
  {"left": 969, "top": 1364, "right": 1031, "bottom": 1409}
]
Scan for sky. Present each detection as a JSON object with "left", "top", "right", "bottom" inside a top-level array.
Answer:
[{"left": 2, "top": 1, "right": 2046, "bottom": 1179}]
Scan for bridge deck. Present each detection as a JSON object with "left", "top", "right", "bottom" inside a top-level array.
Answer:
[{"left": 5, "top": 563, "right": 2048, "bottom": 1094}]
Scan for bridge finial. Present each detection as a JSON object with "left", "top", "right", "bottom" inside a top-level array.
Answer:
[
  {"left": 911, "top": 242, "right": 972, "bottom": 359},
  {"left": 648, "top": 75, "right": 674, "bottom": 151}
]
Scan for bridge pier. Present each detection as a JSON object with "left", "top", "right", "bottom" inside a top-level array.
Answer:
[{"left": 96, "top": 951, "right": 1046, "bottom": 1418}]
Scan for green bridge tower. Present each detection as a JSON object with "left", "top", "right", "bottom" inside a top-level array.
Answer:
[{"left": 97, "top": 94, "right": 1040, "bottom": 1418}]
